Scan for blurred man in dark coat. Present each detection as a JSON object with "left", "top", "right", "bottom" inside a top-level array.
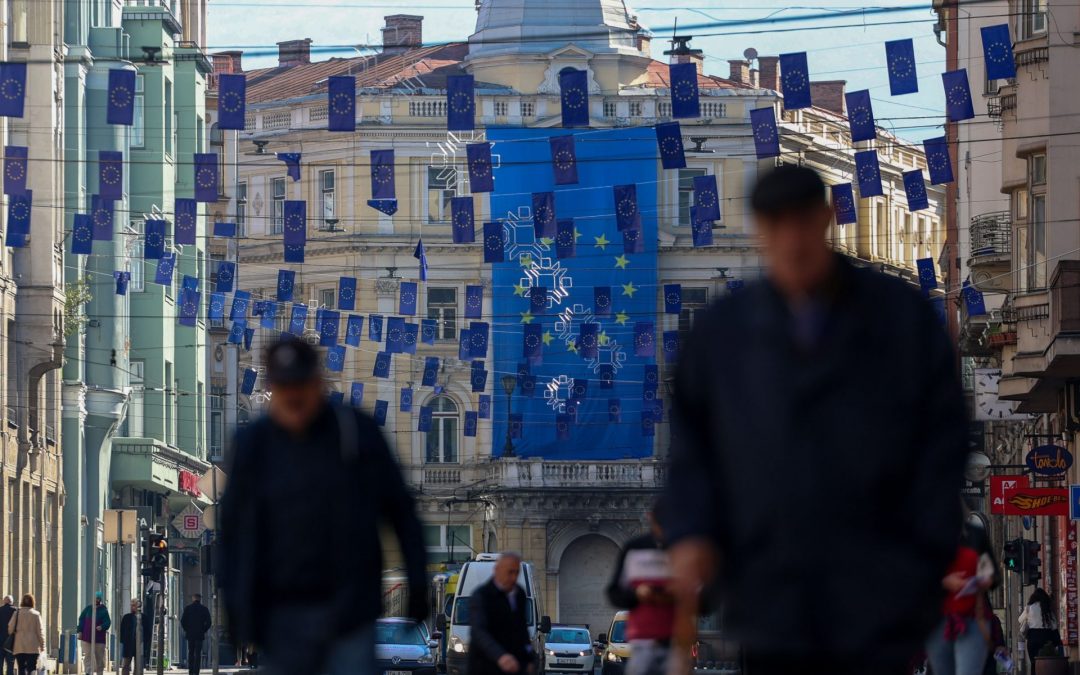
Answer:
[
  {"left": 468, "top": 554, "right": 535, "bottom": 675},
  {"left": 663, "top": 165, "right": 969, "bottom": 675},
  {"left": 180, "top": 594, "right": 212, "bottom": 675}
]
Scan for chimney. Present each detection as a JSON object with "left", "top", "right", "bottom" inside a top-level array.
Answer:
[
  {"left": 748, "top": 68, "right": 759, "bottom": 88},
  {"left": 727, "top": 59, "right": 750, "bottom": 84},
  {"left": 382, "top": 15, "right": 424, "bottom": 54},
  {"left": 758, "top": 56, "right": 780, "bottom": 91},
  {"left": 636, "top": 34, "right": 651, "bottom": 57},
  {"left": 809, "top": 80, "right": 846, "bottom": 115},
  {"left": 277, "top": 39, "right": 312, "bottom": 68},
  {"left": 212, "top": 50, "right": 243, "bottom": 75},
  {"left": 675, "top": 52, "right": 704, "bottom": 75},
  {"left": 664, "top": 36, "right": 704, "bottom": 75}
]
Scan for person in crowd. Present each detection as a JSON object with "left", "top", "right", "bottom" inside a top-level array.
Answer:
[
  {"left": 663, "top": 164, "right": 970, "bottom": 675},
  {"left": 606, "top": 502, "right": 674, "bottom": 675},
  {"left": 120, "top": 599, "right": 152, "bottom": 675},
  {"left": 0, "top": 596, "right": 17, "bottom": 675},
  {"left": 77, "top": 592, "right": 111, "bottom": 675},
  {"left": 7, "top": 595, "right": 44, "bottom": 675},
  {"left": 468, "top": 554, "right": 535, "bottom": 675},
  {"left": 219, "top": 338, "right": 428, "bottom": 675},
  {"left": 181, "top": 594, "right": 212, "bottom": 675},
  {"left": 1020, "top": 587, "right": 1062, "bottom": 671},
  {"left": 983, "top": 600, "right": 1008, "bottom": 675}
]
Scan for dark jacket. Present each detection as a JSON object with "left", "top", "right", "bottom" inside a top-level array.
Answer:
[
  {"left": 119, "top": 612, "right": 152, "bottom": 658},
  {"left": 181, "top": 602, "right": 212, "bottom": 641},
  {"left": 219, "top": 404, "right": 428, "bottom": 650},
  {"left": 663, "top": 257, "right": 968, "bottom": 665},
  {"left": 0, "top": 603, "right": 15, "bottom": 647},
  {"left": 468, "top": 580, "right": 533, "bottom": 675}
]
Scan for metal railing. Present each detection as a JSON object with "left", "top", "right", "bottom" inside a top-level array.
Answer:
[
  {"left": 970, "top": 211, "right": 1011, "bottom": 257},
  {"left": 487, "top": 458, "right": 664, "bottom": 488}
]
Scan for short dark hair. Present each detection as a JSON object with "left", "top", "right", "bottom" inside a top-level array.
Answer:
[
  {"left": 750, "top": 164, "right": 827, "bottom": 217},
  {"left": 265, "top": 338, "right": 320, "bottom": 385}
]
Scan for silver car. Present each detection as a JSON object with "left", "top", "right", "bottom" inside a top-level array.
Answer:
[
  {"left": 544, "top": 625, "right": 594, "bottom": 674},
  {"left": 376, "top": 618, "right": 438, "bottom": 675}
]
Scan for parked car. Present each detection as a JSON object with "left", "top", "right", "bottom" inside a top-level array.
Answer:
[
  {"left": 597, "top": 611, "right": 630, "bottom": 675},
  {"left": 376, "top": 618, "right": 438, "bottom": 675},
  {"left": 544, "top": 625, "right": 594, "bottom": 674}
]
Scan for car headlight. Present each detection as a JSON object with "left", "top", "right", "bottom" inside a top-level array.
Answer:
[
  {"left": 418, "top": 653, "right": 435, "bottom": 664},
  {"left": 579, "top": 651, "right": 589, "bottom": 657},
  {"left": 546, "top": 649, "right": 556, "bottom": 657},
  {"left": 606, "top": 653, "right": 623, "bottom": 663},
  {"left": 450, "top": 636, "right": 467, "bottom": 654}
]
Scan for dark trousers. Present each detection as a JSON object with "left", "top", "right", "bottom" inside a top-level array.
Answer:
[
  {"left": 14, "top": 653, "right": 37, "bottom": 675},
  {"left": 1026, "top": 628, "right": 1062, "bottom": 672},
  {"left": 188, "top": 638, "right": 204, "bottom": 675},
  {"left": 744, "top": 654, "right": 911, "bottom": 675},
  {"left": 3, "top": 652, "right": 14, "bottom": 675}
]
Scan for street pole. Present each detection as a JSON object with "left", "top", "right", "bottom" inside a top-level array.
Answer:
[
  {"left": 89, "top": 520, "right": 99, "bottom": 675},
  {"left": 210, "top": 467, "right": 219, "bottom": 675},
  {"left": 156, "top": 589, "right": 165, "bottom": 675}
]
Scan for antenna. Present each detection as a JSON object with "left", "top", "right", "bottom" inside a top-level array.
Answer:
[{"left": 743, "top": 47, "right": 759, "bottom": 63}]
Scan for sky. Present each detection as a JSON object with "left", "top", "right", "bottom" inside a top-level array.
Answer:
[{"left": 206, "top": 0, "right": 947, "bottom": 142}]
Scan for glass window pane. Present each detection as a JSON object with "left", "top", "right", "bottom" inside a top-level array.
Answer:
[
  {"left": 426, "top": 427, "right": 440, "bottom": 463},
  {"left": 444, "top": 418, "right": 458, "bottom": 462},
  {"left": 422, "top": 525, "right": 442, "bottom": 548}
]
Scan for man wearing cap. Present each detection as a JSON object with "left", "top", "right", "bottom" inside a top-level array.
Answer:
[
  {"left": 78, "top": 592, "right": 112, "bottom": 675},
  {"left": 219, "top": 338, "right": 428, "bottom": 675},
  {"left": 0, "top": 596, "right": 16, "bottom": 675}
]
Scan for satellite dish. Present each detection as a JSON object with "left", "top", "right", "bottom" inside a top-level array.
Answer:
[
  {"left": 965, "top": 452, "right": 992, "bottom": 482},
  {"left": 743, "top": 47, "right": 759, "bottom": 62}
]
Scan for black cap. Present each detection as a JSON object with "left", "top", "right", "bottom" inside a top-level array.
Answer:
[
  {"left": 265, "top": 338, "right": 320, "bottom": 385},
  {"left": 750, "top": 163, "right": 827, "bottom": 217}
]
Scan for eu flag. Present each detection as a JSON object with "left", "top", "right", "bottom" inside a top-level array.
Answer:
[
  {"left": 421, "top": 319, "right": 436, "bottom": 345},
  {"left": 691, "top": 207, "right": 713, "bottom": 247},
  {"left": 779, "top": 52, "right": 812, "bottom": 110},
  {"left": 422, "top": 357, "right": 440, "bottom": 387},
  {"left": 556, "top": 414, "right": 572, "bottom": 441},
  {"left": 469, "top": 321, "right": 489, "bottom": 358},
  {"left": 0, "top": 63, "right": 26, "bottom": 118},
  {"left": 669, "top": 62, "right": 700, "bottom": 119},
  {"left": 963, "top": 283, "right": 987, "bottom": 316},
  {"left": 114, "top": 271, "right": 131, "bottom": 296},
  {"left": 350, "top": 383, "right": 365, "bottom": 408},
  {"left": 550, "top": 135, "right": 579, "bottom": 185},
  {"left": 174, "top": 198, "right": 197, "bottom": 245},
  {"left": 693, "top": 175, "right": 720, "bottom": 222},
  {"left": 981, "top": 24, "right": 1017, "bottom": 80},
  {"left": 230, "top": 290, "right": 250, "bottom": 321},
  {"left": 750, "top": 107, "right": 780, "bottom": 159},
  {"left": 608, "top": 399, "right": 621, "bottom": 422},
  {"left": 208, "top": 293, "right": 225, "bottom": 322},
  {"left": 227, "top": 321, "right": 245, "bottom": 345},
  {"left": 400, "top": 387, "right": 413, "bottom": 411},
  {"left": 155, "top": 252, "right": 176, "bottom": 286},
  {"left": 327, "top": 75, "right": 356, "bottom": 132},
  {"left": 530, "top": 287, "right": 547, "bottom": 315},
  {"left": 289, "top": 304, "right": 308, "bottom": 337},
  {"left": 214, "top": 221, "right": 236, "bottom": 238},
  {"left": 4, "top": 146, "right": 26, "bottom": 195},
  {"left": 664, "top": 284, "right": 682, "bottom": 314},
  {"left": 194, "top": 153, "right": 219, "bottom": 202},
  {"left": 179, "top": 289, "right": 200, "bottom": 327},
  {"left": 447, "top": 75, "right": 475, "bottom": 132},
  {"left": 663, "top": 331, "right": 679, "bottom": 363},
  {"left": 91, "top": 195, "right": 113, "bottom": 241},
  {"left": 903, "top": 170, "right": 929, "bottom": 212},
  {"left": 471, "top": 368, "right": 488, "bottom": 393},
  {"left": 320, "top": 310, "right": 341, "bottom": 346},
  {"left": 845, "top": 90, "right": 876, "bottom": 143},
  {"left": 556, "top": 220, "right": 576, "bottom": 259},
  {"left": 452, "top": 197, "right": 475, "bottom": 243},
  {"left": 98, "top": 151, "right": 123, "bottom": 201},
  {"left": 368, "top": 199, "right": 398, "bottom": 216},
  {"left": 467, "top": 142, "right": 494, "bottom": 193},
  {"left": 523, "top": 324, "right": 542, "bottom": 359},
  {"left": 885, "top": 39, "right": 919, "bottom": 95},
  {"left": 346, "top": 315, "right": 364, "bottom": 346},
  {"left": 338, "top": 276, "right": 357, "bottom": 311},
  {"left": 464, "top": 411, "right": 477, "bottom": 437},
  {"left": 284, "top": 200, "right": 306, "bottom": 247},
  {"left": 144, "top": 219, "right": 167, "bottom": 260},
  {"left": 6, "top": 191, "right": 30, "bottom": 239},
  {"left": 418, "top": 406, "right": 434, "bottom": 433},
  {"left": 399, "top": 282, "right": 418, "bottom": 316},
  {"left": 634, "top": 322, "right": 655, "bottom": 358},
  {"left": 72, "top": 214, "right": 93, "bottom": 254},
  {"left": 218, "top": 73, "right": 247, "bottom": 130},
  {"left": 240, "top": 369, "right": 258, "bottom": 396},
  {"left": 370, "top": 149, "right": 395, "bottom": 200},
  {"left": 559, "top": 69, "right": 589, "bottom": 128},
  {"left": 483, "top": 222, "right": 505, "bottom": 263},
  {"left": 374, "top": 400, "right": 389, "bottom": 427},
  {"left": 509, "top": 414, "right": 523, "bottom": 439},
  {"left": 942, "top": 70, "right": 975, "bottom": 122},
  {"left": 276, "top": 153, "right": 301, "bottom": 181},
  {"left": 594, "top": 286, "right": 612, "bottom": 318},
  {"left": 369, "top": 315, "right": 383, "bottom": 343},
  {"left": 577, "top": 323, "right": 599, "bottom": 359},
  {"left": 466, "top": 285, "right": 483, "bottom": 319},
  {"left": 855, "top": 150, "right": 883, "bottom": 197},
  {"left": 532, "top": 192, "right": 556, "bottom": 239},
  {"left": 831, "top": 183, "right": 857, "bottom": 225},
  {"left": 414, "top": 239, "right": 428, "bottom": 281},
  {"left": 276, "top": 270, "right": 295, "bottom": 302},
  {"left": 622, "top": 226, "right": 643, "bottom": 255},
  {"left": 478, "top": 395, "right": 491, "bottom": 419},
  {"left": 373, "top": 352, "right": 392, "bottom": 379},
  {"left": 216, "top": 262, "right": 236, "bottom": 293},
  {"left": 924, "top": 136, "right": 954, "bottom": 185},
  {"left": 326, "top": 346, "right": 346, "bottom": 373},
  {"left": 459, "top": 329, "right": 471, "bottom": 361},
  {"left": 655, "top": 122, "right": 686, "bottom": 169},
  {"left": 917, "top": 258, "right": 937, "bottom": 295},
  {"left": 613, "top": 184, "right": 640, "bottom": 232}
]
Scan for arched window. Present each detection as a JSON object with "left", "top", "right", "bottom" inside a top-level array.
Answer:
[
  {"left": 210, "top": 122, "right": 223, "bottom": 147},
  {"left": 426, "top": 396, "right": 459, "bottom": 463}
]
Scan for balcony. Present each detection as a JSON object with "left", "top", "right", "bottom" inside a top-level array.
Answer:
[
  {"left": 968, "top": 211, "right": 1012, "bottom": 292},
  {"left": 487, "top": 458, "right": 664, "bottom": 489}
]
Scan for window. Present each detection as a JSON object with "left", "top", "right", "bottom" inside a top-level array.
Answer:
[
  {"left": 1029, "top": 193, "right": 1046, "bottom": 289},
  {"left": 494, "top": 101, "right": 509, "bottom": 116},
  {"left": 129, "top": 360, "right": 145, "bottom": 438},
  {"left": 164, "top": 79, "right": 173, "bottom": 157},
  {"left": 236, "top": 181, "right": 248, "bottom": 236},
  {"left": 678, "top": 288, "right": 709, "bottom": 344},
  {"left": 521, "top": 101, "right": 535, "bottom": 117},
  {"left": 1020, "top": 0, "right": 1047, "bottom": 38},
  {"left": 319, "top": 170, "right": 336, "bottom": 226},
  {"left": 427, "top": 288, "right": 457, "bottom": 340},
  {"left": 677, "top": 168, "right": 708, "bottom": 226},
  {"left": 271, "top": 178, "right": 286, "bottom": 234},
  {"left": 629, "top": 101, "right": 643, "bottom": 117},
  {"left": 658, "top": 101, "right": 672, "bottom": 118},
  {"left": 132, "top": 75, "right": 145, "bottom": 148},
  {"left": 427, "top": 167, "right": 456, "bottom": 223},
  {"left": 1030, "top": 154, "right": 1046, "bottom": 185},
  {"left": 422, "top": 524, "right": 472, "bottom": 557},
  {"left": 210, "top": 122, "right": 223, "bottom": 147},
  {"left": 320, "top": 288, "right": 336, "bottom": 310},
  {"left": 8, "top": 0, "right": 27, "bottom": 43},
  {"left": 6, "top": 320, "right": 15, "bottom": 425},
  {"left": 164, "top": 360, "right": 174, "bottom": 445},
  {"left": 426, "top": 396, "right": 459, "bottom": 463},
  {"left": 603, "top": 101, "right": 617, "bottom": 118},
  {"left": 1014, "top": 187, "right": 1029, "bottom": 220},
  {"left": 45, "top": 371, "right": 56, "bottom": 443},
  {"left": 130, "top": 235, "right": 145, "bottom": 293},
  {"left": 210, "top": 410, "right": 223, "bottom": 460}
]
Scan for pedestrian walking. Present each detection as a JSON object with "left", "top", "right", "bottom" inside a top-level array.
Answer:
[
  {"left": 219, "top": 338, "right": 428, "bottom": 675},
  {"left": 663, "top": 164, "right": 970, "bottom": 675},
  {"left": 120, "top": 599, "right": 150, "bottom": 675},
  {"left": 606, "top": 502, "right": 674, "bottom": 675},
  {"left": 468, "top": 554, "right": 535, "bottom": 675},
  {"left": 181, "top": 594, "right": 212, "bottom": 675},
  {"left": 0, "top": 596, "right": 18, "bottom": 675},
  {"left": 77, "top": 592, "right": 111, "bottom": 675},
  {"left": 1020, "top": 587, "right": 1062, "bottom": 671},
  {"left": 6, "top": 595, "right": 44, "bottom": 675}
]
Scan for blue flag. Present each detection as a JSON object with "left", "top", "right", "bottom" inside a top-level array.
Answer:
[
  {"left": 227, "top": 320, "right": 245, "bottom": 345},
  {"left": 655, "top": 122, "right": 686, "bottom": 169},
  {"left": 326, "top": 345, "right": 346, "bottom": 373},
  {"left": 213, "top": 221, "right": 236, "bottom": 237},
  {"left": 523, "top": 324, "right": 542, "bottom": 359},
  {"left": 963, "top": 283, "right": 987, "bottom": 316},
  {"left": 750, "top": 107, "right": 781, "bottom": 159},
  {"left": 208, "top": 293, "right": 226, "bottom": 322},
  {"left": 904, "top": 170, "right": 929, "bottom": 212},
  {"left": 509, "top": 414, "right": 523, "bottom": 439},
  {"left": 144, "top": 219, "right": 167, "bottom": 260},
  {"left": 421, "top": 319, "right": 436, "bottom": 345},
  {"left": 240, "top": 368, "right": 258, "bottom": 396},
  {"left": 942, "top": 70, "right": 975, "bottom": 121},
  {"left": 230, "top": 291, "right": 250, "bottom": 322},
  {"left": 276, "top": 153, "right": 301, "bottom": 181},
  {"left": 469, "top": 321, "right": 489, "bottom": 358},
  {"left": 634, "top": 322, "right": 655, "bottom": 358},
  {"left": 598, "top": 364, "right": 614, "bottom": 389},
  {"left": 114, "top": 271, "right": 131, "bottom": 296},
  {"left": 345, "top": 315, "right": 364, "bottom": 346},
  {"left": 327, "top": 75, "right": 356, "bottom": 132},
  {"left": 194, "top": 153, "right": 219, "bottom": 202},
  {"left": 373, "top": 352, "right": 392, "bottom": 379},
  {"left": 367, "top": 199, "right": 398, "bottom": 216},
  {"left": 471, "top": 368, "right": 488, "bottom": 393},
  {"left": 622, "top": 226, "right": 643, "bottom": 255},
  {"left": 284, "top": 200, "right": 306, "bottom": 247},
  {"left": 917, "top": 258, "right": 937, "bottom": 296},
  {"left": 522, "top": 375, "right": 537, "bottom": 398},
  {"left": 483, "top": 222, "right": 505, "bottom": 263},
  {"left": 664, "top": 284, "right": 682, "bottom": 314},
  {"left": 832, "top": 183, "right": 857, "bottom": 225},
  {"left": 556, "top": 414, "right": 571, "bottom": 441},
  {"left": 644, "top": 365, "right": 659, "bottom": 390},
  {"left": 845, "top": 90, "right": 876, "bottom": 143},
  {"left": 418, "top": 406, "right": 434, "bottom": 433},
  {"left": 464, "top": 411, "right": 478, "bottom": 437},
  {"left": 3, "top": 145, "right": 26, "bottom": 195},
  {"left": 531, "top": 192, "right": 556, "bottom": 239},
  {"left": 885, "top": 39, "right": 919, "bottom": 95},
  {"left": 218, "top": 73, "right": 247, "bottom": 130},
  {"left": 338, "top": 276, "right": 357, "bottom": 310},
  {"left": 349, "top": 382, "right": 365, "bottom": 408},
  {"left": 289, "top": 304, "right": 308, "bottom": 337},
  {"left": 320, "top": 310, "right": 341, "bottom": 346},
  {"left": 467, "top": 142, "right": 494, "bottom": 193},
  {"left": 855, "top": 150, "right": 883, "bottom": 197},
  {"left": 478, "top": 394, "right": 491, "bottom": 419},
  {"left": 780, "top": 52, "right": 812, "bottom": 110},
  {"left": 374, "top": 400, "right": 389, "bottom": 427},
  {"left": 277, "top": 270, "right": 295, "bottom": 302},
  {"left": 403, "top": 322, "right": 419, "bottom": 355},
  {"left": 216, "top": 261, "right": 236, "bottom": 293},
  {"left": 452, "top": 197, "right": 475, "bottom": 244},
  {"left": 328, "top": 391, "right": 344, "bottom": 405},
  {"left": 669, "top": 62, "right": 700, "bottom": 119},
  {"left": 693, "top": 175, "right": 720, "bottom": 222},
  {"left": 614, "top": 184, "right": 640, "bottom": 232},
  {"left": 414, "top": 240, "right": 428, "bottom": 280},
  {"left": 559, "top": 69, "right": 589, "bottom": 128},
  {"left": 530, "top": 286, "right": 547, "bottom": 315},
  {"left": 422, "top": 357, "right": 440, "bottom": 387},
  {"left": 594, "top": 287, "right": 612, "bottom": 318},
  {"left": 550, "top": 135, "right": 579, "bottom": 185},
  {"left": 0, "top": 63, "right": 26, "bottom": 118},
  {"left": 91, "top": 195, "right": 113, "bottom": 241},
  {"left": 179, "top": 289, "right": 200, "bottom": 327},
  {"left": 577, "top": 323, "right": 599, "bottom": 359},
  {"left": 447, "top": 75, "right": 475, "bottom": 132},
  {"left": 608, "top": 399, "right": 621, "bottom": 423},
  {"left": 466, "top": 285, "right": 483, "bottom": 319},
  {"left": 106, "top": 68, "right": 134, "bottom": 124},
  {"left": 641, "top": 413, "right": 656, "bottom": 437},
  {"left": 399, "top": 281, "right": 418, "bottom": 316},
  {"left": 691, "top": 207, "right": 714, "bottom": 247},
  {"left": 919, "top": 139, "right": 953, "bottom": 190},
  {"left": 99, "top": 151, "right": 123, "bottom": 201},
  {"left": 369, "top": 315, "right": 383, "bottom": 343},
  {"left": 370, "top": 149, "right": 395, "bottom": 200},
  {"left": 400, "top": 387, "right": 414, "bottom": 411},
  {"left": 556, "top": 220, "right": 576, "bottom": 259},
  {"left": 174, "top": 198, "right": 197, "bottom": 245},
  {"left": 981, "top": 24, "right": 1016, "bottom": 80},
  {"left": 663, "top": 330, "right": 680, "bottom": 363},
  {"left": 155, "top": 252, "right": 176, "bottom": 286},
  {"left": 6, "top": 190, "right": 29, "bottom": 239},
  {"left": 72, "top": 214, "right": 93, "bottom": 254}
]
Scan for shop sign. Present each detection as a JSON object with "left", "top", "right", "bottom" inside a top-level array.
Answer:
[
  {"left": 991, "top": 475, "right": 1029, "bottom": 515},
  {"left": 179, "top": 470, "right": 202, "bottom": 497},
  {"left": 1026, "top": 445, "right": 1073, "bottom": 477},
  {"left": 1002, "top": 487, "right": 1070, "bottom": 516}
]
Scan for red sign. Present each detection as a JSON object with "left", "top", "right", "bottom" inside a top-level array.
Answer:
[
  {"left": 179, "top": 470, "right": 202, "bottom": 497},
  {"left": 1058, "top": 520, "right": 1078, "bottom": 646},
  {"left": 991, "top": 475, "right": 1030, "bottom": 514},
  {"left": 1002, "top": 487, "right": 1070, "bottom": 516}
]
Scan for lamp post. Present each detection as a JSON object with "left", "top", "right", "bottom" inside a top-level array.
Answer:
[{"left": 500, "top": 374, "right": 516, "bottom": 458}]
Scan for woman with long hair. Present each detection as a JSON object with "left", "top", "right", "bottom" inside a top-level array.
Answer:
[
  {"left": 1020, "top": 587, "right": 1062, "bottom": 670},
  {"left": 6, "top": 594, "right": 44, "bottom": 675}
]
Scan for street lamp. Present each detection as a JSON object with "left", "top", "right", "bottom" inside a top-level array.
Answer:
[{"left": 500, "top": 374, "right": 517, "bottom": 458}]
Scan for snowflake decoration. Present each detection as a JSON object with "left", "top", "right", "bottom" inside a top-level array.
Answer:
[
  {"left": 544, "top": 374, "right": 576, "bottom": 413},
  {"left": 503, "top": 206, "right": 549, "bottom": 263},
  {"left": 522, "top": 257, "right": 572, "bottom": 306}
]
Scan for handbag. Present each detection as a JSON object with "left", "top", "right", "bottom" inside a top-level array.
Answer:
[{"left": 4, "top": 609, "right": 19, "bottom": 653}]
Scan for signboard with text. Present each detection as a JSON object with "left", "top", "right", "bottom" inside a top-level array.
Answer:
[
  {"left": 991, "top": 475, "right": 1030, "bottom": 515},
  {"left": 1002, "top": 486, "right": 1070, "bottom": 516},
  {"left": 1060, "top": 519, "right": 1079, "bottom": 646},
  {"left": 1026, "top": 445, "right": 1074, "bottom": 477}
]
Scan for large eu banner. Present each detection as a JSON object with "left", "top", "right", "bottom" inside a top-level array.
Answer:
[{"left": 488, "top": 127, "right": 658, "bottom": 459}]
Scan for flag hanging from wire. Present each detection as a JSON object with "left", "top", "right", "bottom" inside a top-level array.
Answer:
[
  {"left": 622, "top": 225, "right": 643, "bottom": 255},
  {"left": 452, "top": 197, "right": 475, "bottom": 244},
  {"left": 550, "top": 135, "right": 579, "bottom": 185},
  {"left": 614, "top": 184, "right": 640, "bottom": 232},
  {"left": 530, "top": 286, "right": 547, "bottom": 315},
  {"left": 750, "top": 107, "right": 781, "bottom": 159},
  {"left": 693, "top": 175, "right": 720, "bottom": 222},
  {"left": 144, "top": 219, "right": 167, "bottom": 260},
  {"left": 284, "top": 200, "right": 306, "bottom": 248},
  {"left": 845, "top": 90, "right": 876, "bottom": 143},
  {"left": 370, "top": 149, "right": 395, "bottom": 200},
  {"left": 655, "top": 122, "right": 686, "bottom": 169},
  {"left": 483, "top": 222, "right": 504, "bottom": 263},
  {"left": 963, "top": 282, "right": 987, "bottom": 316},
  {"left": 664, "top": 284, "right": 682, "bottom": 314},
  {"left": 240, "top": 368, "right": 258, "bottom": 396},
  {"left": 780, "top": 52, "right": 812, "bottom": 110},
  {"left": 373, "top": 351, "right": 391, "bottom": 379},
  {"left": 214, "top": 221, "right": 236, "bottom": 237},
  {"left": 556, "top": 220, "right": 576, "bottom": 259},
  {"left": 465, "top": 285, "right": 483, "bottom": 319},
  {"left": 6, "top": 191, "right": 30, "bottom": 244},
  {"left": 327, "top": 75, "right": 356, "bottom": 132},
  {"left": 467, "top": 142, "right": 494, "bottom": 193},
  {"left": 326, "top": 346, "right": 346, "bottom": 373},
  {"left": 386, "top": 318, "right": 404, "bottom": 354},
  {"left": 194, "top": 153, "right": 219, "bottom": 202},
  {"left": 276, "top": 153, "right": 301, "bottom": 181},
  {"left": 3, "top": 145, "right": 26, "bottom": 196},
  {"left": 447, "top": 75, "right": 475, "bottom": 132},
  {"left": 367, "top": 199, "right": 398, "bottom": 216},
  {"left": 532, "top": 191, "right": 556, "bottom": 239},
  {"left": 523, "top": 323, "right": 542, "bottom": 359},
  {"left": 691, "top": 207, "right": 713, "bottom": 247},
  {"left": 72, "top": 214, "right": 93, "bottom": 255},
  {"left": 560, "top": 69, "right": 589, "bottom": 128},
  {"left": 923, "top": 136, "right": 954, "bottom": 185},
  {"left": 320, "top": 310, "right": 341, "bottom": 346},
  {"left": 903, "top": 170, "right": 929, "bottom": 212},
  {"left": 208, "top": 293, "right": 225, "bottom": 323},
  {"left": 106, "top": 68, "right": 134, "bottom": 125},
  {"left": 634, "top": 322, "right": 655, "bottom": 358},
  {"left": 917, "top": 258, "right": 937, "bottom": 298},
  {"left": 218, "top": 73, "right": 247, "bottom": 129},
  {"left": 832, "top": 183, "right": 857, "bottom": 225},
  {"left": 230, "top": 290, "right": 250, "bottom": 322},
  {"left": 855, "top": 150, "right": 883, "bottom": 197},
  {"left": 99, "top": 151, "right": 123, "bottom": 201},
  {"left": 421, "top": 319, "right": 436, "bottom": 345},
  {"left": 345, "top": 314, "right": 364, "bottom": 346},
  {"left": 175, "top": 198, "right": 197, "bottom": 245},
  {"left": 414, "top": 239, "right": 429, "bottom": 281},
  {"left": 577, "top": 322, "right": 599, "bottom": 359},
  {"left": 155, "top": 252, "right": 176, "bottom": 286},
  {"left": 368, "top": 315, "right": 383, "bottom": 343},
  {"left": 179, "top": 289, "right": 200, "bottom": 327},
  {"left": 885, "top": 39, "right": 919, "bottom": 95},
  {"left": 0, "top": 63, "right": 26, "bottom": 118},
  {"left": 594, "top": 286, "right": 612, "bottom": 318},
  {"left": 338, "top": 276, "right": 357, "bottom": 310},
  {"left": 981, "top": 24, "right": 1017, "bottom": 80},
  {"left": 942, "top": 69, "right": 975, "bottom": 121},
  {"left": 399, "top": 282, "right": 418, "bottom": 316},
  {"left": 91, "top": 195, "right": 113, "bottom": 241},
  {"left": 669, "top": 61, "right": 700, "bottom": 119}
]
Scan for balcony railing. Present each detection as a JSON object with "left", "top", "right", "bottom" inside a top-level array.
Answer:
[
  {"left": 1000, "top": 93, "right": 1017, "bottom": 115},
  {"left": 487, "top": 458, "right": 664, "bottom": 489},
  {"left": 970, "top": 211, "right": 1011, "bottom": 257}
]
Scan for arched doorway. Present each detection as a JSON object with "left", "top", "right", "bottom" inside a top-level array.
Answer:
[{"left": 558, "top": 535, "right": 620, "bottom": 635}]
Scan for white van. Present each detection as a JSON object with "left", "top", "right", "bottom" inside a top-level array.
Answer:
[{"left": 440, "top": 554, "right": 551, "bottom": 675}]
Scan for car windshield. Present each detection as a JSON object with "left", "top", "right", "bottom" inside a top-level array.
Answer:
[
  {"left": 376, "top": 622, "right": 425, "bottom": 646},
  {"left": 549, "top": 629, "right": 590, "bottom": 644},
  {"left": 453, "top": 596, "right": 534, "bottom": 626},
  {"left": 610, "top": 621, "right": 627, "bottom": 644}
]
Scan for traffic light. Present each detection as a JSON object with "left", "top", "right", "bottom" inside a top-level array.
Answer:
[
  {"left": 1024, "top": 540, "right": 1043, "bottom": 586},
  {"left": 142, "top": 532, "right": 169, "bottom": 582},
  {"left": 1003, "top": 539, "right": 1023, "bottom": 574}
]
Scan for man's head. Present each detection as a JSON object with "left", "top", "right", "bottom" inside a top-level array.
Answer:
[
  {"left": 493, "top": 552, "right": 522, "bottom": 593},
  {"left": 130, "top": 599, "right": 140, "bottom": 612},
  {"left": 2, "top": 596, "right": 11, "bottom": 606},
  {"left": 192, "top": 594, "right": 202, "bottom": 604},
  {"left": 265, "top": 339, "right": 325, "bottom": 433},
  {"left": 751, "top": 165, "right": 835, "bottom": 299},
  {"left": 95, "top": 591, "right": 103, "bottom": 606}
]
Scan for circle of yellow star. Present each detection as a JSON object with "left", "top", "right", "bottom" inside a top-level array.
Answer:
[
  {"left": 594, "top": 234, "right": 610, "bottom": 250},
  {"left": 513, "top": 283, "right": 528, "bottom": 297},
  {"left": 566, "top": 342, "right": 579, "bottom": 354},
  {"left": 542, "top": 331, "right": 554, "bottom": 346},
  {"left": 598, "top": 331, "right": 611, "bottom": 346},
  {"left": 519, "top": 254, "right": 533, "bottom": 269},
  {"left": 614, "top": 255, "right": 630, "bottom": 270},
  {"left": 615, "top": 311, "right": 630, "bottom": 325},
  {"left": 621, "top": 282, "right": 638, "bottom": 297},
  {"left": 520, "top": 311, "right": 535, "bottom": 324}
]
